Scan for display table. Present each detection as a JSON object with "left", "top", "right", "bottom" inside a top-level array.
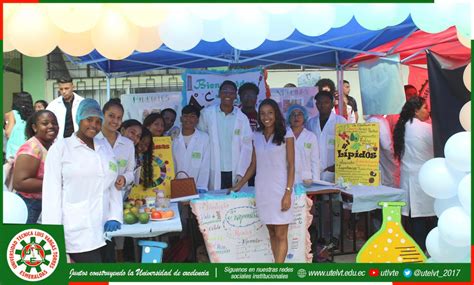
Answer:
[{"left": 104, "top": 203, "right": 182, "bottom": 239}]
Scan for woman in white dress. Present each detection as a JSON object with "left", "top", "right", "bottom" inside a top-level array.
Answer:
[
  {"left": 232, "top": 98, "right": 295, "bottom": 263},
  {"left": 393, "top": 96, "right": 434, "bottom": 251},
  {"left": 287, "top": 104, "right": 320, "bottom": 185}
]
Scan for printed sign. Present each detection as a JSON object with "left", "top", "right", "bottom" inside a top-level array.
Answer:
[
  {"left": 120, "top": 92, "right": 182, "bottom": 122},
  {"left": 191, "top": 190, "right": 312, "bottom": 263},
  {"left": 270, "top": 87, "right": 319, "bottom": 119},
  {"left": 335, "top": 123, "right": 380, "bottom": 186},
  {"left": 183, "top": 68, "right": 267, "bottom": 109},
  {"left": 129, "top": 137, "right": 175, "bottom": 199}
]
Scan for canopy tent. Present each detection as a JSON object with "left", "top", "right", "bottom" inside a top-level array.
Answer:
[
  {"left": 75, "top": 17, "right": 420, "bottom": 77},
  {"left": 347, "top": 26, "right": 471, "bottom": 66}
]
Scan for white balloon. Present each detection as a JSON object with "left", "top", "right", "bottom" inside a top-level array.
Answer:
[
  {"left": 91, "top": 8, "right": 139, "bottom": 60},
  {"left": 191, "top": 4, "right": 230, "bottom": 20},
  {"left": 260, "top": 4, "right": 296, "bottom": 15},
  {"left": 6, "top": 5, "right": 60, "bottom": 57},
  {"left": 434, "top": 196, "right": 462, "bottom": 217},
  {"left": 222, "top": 7, "right": 269, "bottom": 51},
  {"left": 58, "top": 31, "right": 94, "bottom": 57},
  {"left": 438, "top": 206, "right": 471, "bottom": 247},
  {"left": 333, "top": 4, "right": 354, "bottom": 28},
  {"left": 453, "top": 3, "right": 471, "bottom": 39},
  {"left": 266, "top": 13, "right": 295, "bottom": 41},
  {"left": 419, "top": 158, "right": 465, "bottom": 199},
  {"left": 426, "top": 227, "right": 470, "bottom": 262},
  {"left": 120, "top": 4, "right": 167, "bottom": 28},
  {"left": 160, "top": 9, "right": 203, "bottom": 51},
  {"left": 47, "top": 4, "right": 103, "bottom": 33},
  {"left": 3, "top": 191, "right": 28, "bottom": 224},
  {"left": 444, "top": 132, "right": 471, "bottom": 172},
  {"left": 410, "top": 3, "right": 454, "bottom": 34},
  {"left": 463, "top": 63, "right": 471, "bottom": 92},
  {"left": 291, "top": 4, "right": 335, "bottom": 37},
  {"left": 458, "top": 173, "right": 471, "bottom": 214},
  {"left": 457, "top": 28, "right": 471, "bottom": 49},
  {"left": 202, "top": 19, "right": 224, "bottom": 42},
  {"left": 136, "top": 26, "right": 162, "bottom": 53},
  {"left": 459, "top": 101, "right": 471, "bottom": 131},
  {"left": 3, "top": 37, "right": 15, "bottom": 52},
  {"left": 355, "top": 4, "right": 409, "bottom": 31}
]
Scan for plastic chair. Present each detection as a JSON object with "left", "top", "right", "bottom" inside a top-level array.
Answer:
[{"left": 138, "top": 240, "right": 168, "bottom": 263}]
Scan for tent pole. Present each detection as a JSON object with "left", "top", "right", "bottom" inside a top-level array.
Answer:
[
  {"left": 106, "top": 75, "right": 111, "bottom": 102},
  {"left": 336, "top": 52, "right": 344, "bottom": 116}
]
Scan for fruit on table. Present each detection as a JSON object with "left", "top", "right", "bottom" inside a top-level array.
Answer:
[
  {"left": 123, "top": 202, "right": 133, "bottom": 210},
  {"left": 138, "top": 212, "right": 150, "bottom": 224},
  {"left": 124, "top": 213, "right": 138, "bottom": 224},
  {"left": 161, "top": 209, "right": 174, "bottom": 219},
  {"left": 130, "top": 206, "right": 140, "bottom": 217},
  {"left": 135, "top": 199, "right": 144, "bottom": 207},
  {"left": 151, "top": 211, "right": 162, "bottom": 219}
]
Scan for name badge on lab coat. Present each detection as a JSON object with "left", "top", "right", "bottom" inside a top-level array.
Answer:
[
  {"left": 192, "top": 152, "right": 202, "bottom": 160},
  {"left": 304, "top": 143, "right": 312, "bottom": 149},
  {"left": 109, "top": 161, "right": 118, "bottom": 172},
  {"left": 234, "top": 129, "right": 241, "bottom": 136},
  {"left": 118, "top": 159, "right": 127, "bottom": 168}
]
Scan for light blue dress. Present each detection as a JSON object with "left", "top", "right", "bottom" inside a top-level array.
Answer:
[{"left": 6, "top": 110, "right": 27, "bottom": 159}]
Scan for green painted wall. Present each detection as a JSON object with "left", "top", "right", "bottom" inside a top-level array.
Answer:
[
  {"left": 3, "top": 71, "right": 21, "bottom": 114},
  {"left": 22, "top": 56, "right": 47, "bottom": 104}
]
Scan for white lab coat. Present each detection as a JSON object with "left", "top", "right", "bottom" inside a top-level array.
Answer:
[
  {"left": 42, "top": 135, "right": 122, "bottom": 253},
  {"left": 306, "top": 112, "right": 347, "bottom": 182},
  {"left": 197, "top": 104, "right": 252, "bottom": 190},
  {"left": 365, "top": 115, "right": 400, "bottom": 187},
  {"left": 97, "top": 132, "right": 136, "bottom": 197},
  {"left": 172, "top": 129, "right": 210, "bottom": 191},
  {"left": 46, "top": 93, "right": 84, "bottom": 139},
  {"left": 400, "top": 118, "right": 435, "bottom": 217},
  {"left": 288, "top": 128, "right": 320, "bottom": 183}
]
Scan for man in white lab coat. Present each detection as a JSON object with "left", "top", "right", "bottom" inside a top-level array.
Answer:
[
  {"left": 47, "top": 77, "right": 84, "bottom": 139},
  {"left": 173, "top": 105, "right": 210, "bottom": 191},
  {"left": 197, "top": 80, "right": 253, "bottom": 190},
  {"left": 306, "top": 91, "right": 347, "bottom": 182}
]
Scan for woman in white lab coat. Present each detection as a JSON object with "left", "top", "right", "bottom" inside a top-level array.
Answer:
[
  {"left": 306, "top": 91, "right": 347, "bottom": 182},
  {"left": 393, "top": 96, "right": 434, "bottom": 251},
  {"left": 173, "top": 105, "right": 210, "bottom": 191},
  {"left": 287, "top": 104, "right": 320, "bottom": 185},
  {"left": 42, "top": 99, "right": 122, "bottom": 263}
]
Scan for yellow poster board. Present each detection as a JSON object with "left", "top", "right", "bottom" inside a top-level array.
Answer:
[
  {"left": 335, "top": 123, "right": 380, "bottom": 186},
  {"left": 129, "top": 136, "right": 175, "bottom": 199}
]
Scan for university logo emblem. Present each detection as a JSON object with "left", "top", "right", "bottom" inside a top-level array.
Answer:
[{"left": 7, "top": 229, "right": 60, "bottom": 281}]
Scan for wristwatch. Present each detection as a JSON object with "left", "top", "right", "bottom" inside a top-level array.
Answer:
[{"left": 285, "top": 186, "right": 293, "bottom": 193}]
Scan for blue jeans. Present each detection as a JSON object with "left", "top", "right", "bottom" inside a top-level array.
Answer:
[{"left": 18, "top": 195, "right": 42, "bottom": 224}]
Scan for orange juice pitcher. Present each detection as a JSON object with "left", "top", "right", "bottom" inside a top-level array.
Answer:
[{"left": 357, "top": 201, "right": 426, "bottom": 263}]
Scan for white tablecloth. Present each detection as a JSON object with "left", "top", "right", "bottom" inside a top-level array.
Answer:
[
  {"left": 104, "top": 203, "right": 182, "bottom": 239},
  {"left": 304, "top": 184, "right": 409, "bottom": 216}
]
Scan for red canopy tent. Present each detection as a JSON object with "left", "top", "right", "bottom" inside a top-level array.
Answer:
[{"left": 345, "top": 27, "right": 471, "bottom": 66}]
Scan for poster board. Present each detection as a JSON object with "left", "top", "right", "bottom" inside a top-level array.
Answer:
[
  {"left": 191, "top": 187, "right": 313, "bottom": 263},
  {"left": 335, "top": 123, "right": 380, "bottom": 186},
  {"left": 182, "top": 68, "right": 267, "bottom": 109},
  {"left": 129, "top": 137, "right": 175, "bottom": 199},
  {"left": 120, "top": 92, "right": 182, "bottom": 122},
  {"left": 270, "top": 87, "right": 318, "bottom": 119}
]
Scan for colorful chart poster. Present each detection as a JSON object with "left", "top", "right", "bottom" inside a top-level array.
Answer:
[
  {"left": 191, "top": 188, "right": 313, "bottom": 263},
  {"left": 335, "top": 123, "right": 380, "bottom": 186},
  {"left": 270, "top": 87, "right": 319, "bottom": 119},
  {"left": 129, "top": 137, "right": 175, "bottom": 199}
]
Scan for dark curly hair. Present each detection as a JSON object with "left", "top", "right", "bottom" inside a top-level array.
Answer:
[
  {"left": 257, "top": 98, "right": 286, "bottom": 146},
  {"left": 139, "top": 127, "right": 155, "bottom": 189},
  {"left": 25, "top": 110, "right": 57, "bottom": 139},
  {"left": 12, "top": 92, "right": 34, "bottom": 121},
  {"left": 315, "top": 78, "right": 336, "bottom": 94},
  {"left": 393, "top": 96, "right": 426, "bottom": 161}
]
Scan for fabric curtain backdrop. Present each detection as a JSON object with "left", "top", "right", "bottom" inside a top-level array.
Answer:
[{"left": 426, "top": 50, "right": 470, "bottom": 157}]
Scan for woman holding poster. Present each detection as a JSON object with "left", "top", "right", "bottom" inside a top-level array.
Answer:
[
  {"left": 232, "top": 98, "right": 295, "bottom": 263},
  {"left": 393, "top": 96, "right": 434, "bottom": 251}
]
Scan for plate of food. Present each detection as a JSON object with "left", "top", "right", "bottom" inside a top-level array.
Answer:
[{"left": 150, "top": 209, "right": 175, "bottom": 221}]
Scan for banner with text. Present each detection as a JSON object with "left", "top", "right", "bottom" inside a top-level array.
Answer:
[
  {"left": 190, "top": 187, "right": 312, "bottom": 263},
  {"left": 335, "top": 123, "right": 380, "bottom": 186},
  {"left": 182, "top": 68, "right": 267, "bottom": 109},
  {"left": 121, "top": 92, "right": 182, "bottom": 122}
]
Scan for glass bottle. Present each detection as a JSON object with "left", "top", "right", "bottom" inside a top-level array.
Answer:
[{"left": 357, "top": 201, "right": 427, "bottom": 263}]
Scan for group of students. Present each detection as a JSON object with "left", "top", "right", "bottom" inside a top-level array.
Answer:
[{"left": 4, "top": 75, "right": 435, "bottom": 262}]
